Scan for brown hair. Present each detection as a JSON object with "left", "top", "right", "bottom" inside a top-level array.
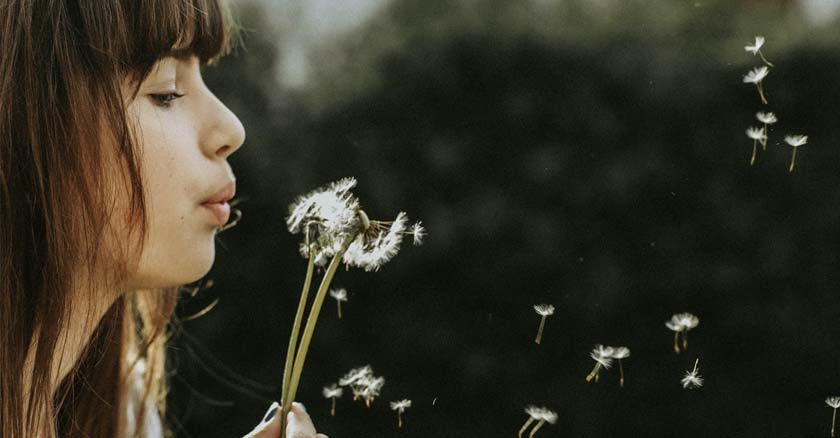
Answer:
[{"left": 0, "top": 1, "right": 240, "bottom": 436}]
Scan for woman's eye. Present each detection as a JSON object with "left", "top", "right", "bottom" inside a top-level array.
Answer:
[{"left": 149, "top": 92, "right": 185, "bottom": 108}]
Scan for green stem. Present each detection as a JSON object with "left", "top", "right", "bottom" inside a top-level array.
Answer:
[
  {"left": 789, "top": 148, "right": 797, "bottom": 173},
  {"left": 529, "top": 419, "right": 546, "bottom": 438},
  {"left": 279, "top": 248, "right": 316, "bottom": 436},
  {"left": 518, "top": 417, "right": 535, "bottom": 438},
  {"left": 283, "top": 236, "right": 354, "bottom": 418}
]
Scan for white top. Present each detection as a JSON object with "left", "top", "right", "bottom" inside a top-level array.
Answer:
[{"left": 124, "top": 358, "right": 164, "bottom": 438}]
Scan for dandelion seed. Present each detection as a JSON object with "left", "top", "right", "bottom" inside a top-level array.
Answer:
[
  {"left": 681, "top": 358, "right": 703, "bottom": 389},
  {"left": 610, "top": 346, "right": 631, "bottom": 388},
  {"left": 746, "top": 126, "right": 767, "bottom": 165},
  {"left": 666, "top": 312, "right": 699, "bottom": 353},
  {"left": 585, "top": 345, "right": 614, "bottom": 383},
  {"left": 519, "top": 406, "right": 558, "bottom": 438},
  {"left": 410, "top": 222, "right": 426, "bottom": 245},
  {"left": 390, "top": 399, "right": 412, "bottom": 429},
  {"left": 744, "top": 36, "right": 774, "bottom": 67},
  {"left": 827, "top": 397, "right": 840, "bottom": 437},
  {"left": 743, "top": 66, "right": 770, "bottom": 104},
  {"left": 329, "top": 287, "right": 348, "bottom": 319},
  {"left": 784, "top": 135, "right": 808, "bottom": 173},
  {"left": 756, "top": 112, "right": 777, "bottom": 149},
  {"left": 532, "top": 304, "right": 555, "bottom": 345},
  {"left": 339, "top": 366, "right": 384, "bottom": 408},
  {"left": 322, "top": 384, "right": 343, "bottom": 416}
]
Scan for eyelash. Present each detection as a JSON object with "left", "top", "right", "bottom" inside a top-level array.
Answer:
[{"left": 150, "top": 92, "right": 185, "bottom": 108}]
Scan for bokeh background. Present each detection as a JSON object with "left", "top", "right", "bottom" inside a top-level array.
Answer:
[{"left": 167, "top": 0, "right": 840, "bottom": 436}]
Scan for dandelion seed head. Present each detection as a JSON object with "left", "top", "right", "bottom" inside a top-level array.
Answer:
[
  {"left": 611, "top": 346, "right": 631, "bottom": 359},
  {"left": 287, "top": 178, "right": 364, "bottom": 261},
  {"left": 533, "top": 304, "right": 555, "bottom": 316},
  {"left": 390, "top": 399, "right": 412, "bottom": 411},
  {"left": 323, "top": 384, "right": 344, "bottom": 399},
  {"left": 826, "top": 397, "right": 840, "bottom": 409},
  {"left": 665, "top": 320, "right": 683, "bottom": 332},
  {"left": 744, "top": 36, "right": 765, "bottom": 55},
  {"left": 681, "top": 370, "right": 703, "bottom": 389},
  {"left": 746, "top": 126, "right": 766, "bottom": 141},
  {"left": 756, "top": 111, "right": 777, "bottom": 124},
  {"left": 785, "top": 135, "right": 808, "bottom": 147},
  {"left": 339, "top": 365, "right": 373, "bottom": 386},
  {"left": 329, "top": 287, "right": 348, "bottom": 302},
  {"left": 342, "top": 212, "right": 407, "bottom": 272},
  {"left": 676, "top": 313, "right": 699, "bottom": 330},
  {"left": 743, "top": 66, "right": 769, "bottom": 84}
]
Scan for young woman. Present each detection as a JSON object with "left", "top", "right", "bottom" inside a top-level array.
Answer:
[{"left": 0, "top": 1, "right": 325, "bottom": 437}]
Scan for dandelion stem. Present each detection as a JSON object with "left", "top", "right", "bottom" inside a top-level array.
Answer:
[
  {"left": 761, "top": 125, "right": 768, "bottom": 150},
  {"left": 759, "top": 50, "right": 774, "bottom": 67},
  {"left": 398, "top": 411, "right": 403, "bottom": 429},
  {"left": 751, "top": 140, "right": 757, "bottom": 165},
  {"left": 337, "top": 300, "right": 343, "bottom": 319},
  {"left": 535, "top": 315, "right": 547, "bottom": 344},
  {"left": 529, "top": 419, "right": 546, "bottom": 438},
  {"left": 756, "top": 82, "right": 768, "bottom": 105},
  {"left": 518, "top": 417, "right": 535, "bottom": 438},
  {"left": 682, "top": 330, "right": 689, "bottom": 350},
  {"left": 331, "top": 397, "right": 336, "bottom": 417},
  {"left": 283, "top": 236, "right": 355, "bottom": 422},
  {"left": 619, "top": 359, "right": 625, "bottom": 388},
  {"left": 279, "top": 246, "right": 316, "bottom": 436},
  {"left": 586, "top": 362, "right": 602, "bottom": 382},
  {"left": 789, "top": 148, "right": 797, "bottom": 173},
  {"left": 673, "top": 331, "right": 681, "bottom": 354},
  {"left": 832, "top": 407, "right": 837, "bottom": 438}
]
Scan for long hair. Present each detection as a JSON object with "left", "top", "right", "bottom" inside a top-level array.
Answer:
[{"left": 0, "top": 1, "right": 240, "bottom": 436}]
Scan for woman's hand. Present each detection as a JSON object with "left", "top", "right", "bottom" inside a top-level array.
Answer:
[{"left": 244, "top": 402, "right": 329, "bottom": 438}]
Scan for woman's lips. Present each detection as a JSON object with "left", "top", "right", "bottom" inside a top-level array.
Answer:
[{"left": 201, "top": 201, "right": 231, "bottom": 225}]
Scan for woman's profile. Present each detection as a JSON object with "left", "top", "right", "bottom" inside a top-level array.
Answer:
[{"left": 0, "top": 1, "right": 324, "bottom": 437}]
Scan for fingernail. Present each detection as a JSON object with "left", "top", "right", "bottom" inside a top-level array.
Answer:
[{"left": 263, "top": 401, "right": 279, "bottom": 423}]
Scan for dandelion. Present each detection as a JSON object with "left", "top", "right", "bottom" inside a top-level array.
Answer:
[
  {"left": 279, "top": 178, "right": 423, "bottom": 435},
  {"left": 743, "top": 66, "right": 770, "bottom": 104},
  {"left": 744, "top": 36, "right": 774, "bottom": 67},
  {"left": 390, "top": 399, "right": 412, "bottom": 429},
  {"left": 532, "top": 304, "right": 555, "bottom": 345},
  {"left": 746, "top": 127, "right": 767, "bottom": 165},
  {"left": 681, "top": 358, "right": 703, "bottom": 389},
  {"left": 329, "top": 287, "right": 348, "bottom": 319},
  {"left": 756, "top": 111, "right": 777, "bottom": 149},
  {"left": 666, "top": 312, "right": 699, "bottom": 354},
  {"left": 519, "top": 406, "right": 558, "bottom": 438},
  {"left": 585, "top": 345, "right": 614, "bottom": 383},
  {"left": 322, "top": 384, "right": 343, "bottom": 416},
  {"left": 784, "top": 135, "right": 808, "bottom": 172},
  {"left": 610, "top": 347, "right": 631, "bottom": 388},
  {"left": 827, "top": 397, "right": 840, "bottom": 437}
]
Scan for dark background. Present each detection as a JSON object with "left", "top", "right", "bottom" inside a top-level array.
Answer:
[{"left": 167, "top": 0, "right": 840, "bottom": 436}]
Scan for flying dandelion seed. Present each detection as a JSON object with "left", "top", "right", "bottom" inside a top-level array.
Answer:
[
  {"left": 390, "top": 399, "right": 412, "bottom": 429},
  {"left": 278, "top": 178, "right": 424, "bottom": 434},
  {"left": 743, "top": 66, "right": 770, "bottom": 104},
  {"left": 610, "top": 346, "right": 631, "bottom": 388},
  {"left": 585, "top": 345, "right": 614, "bottom": 383},
  {"left": 322, "top": 384, "right": 343, "bottom": 417},
  {"left": 338, "top": 365, "right": 384, "bottom": 408},
  {"left": 532, "top": 304, "right": 555, "bottom": 345},
  {"left": 681, "top": 358, "right": 703, "bottom": 389},
  {"left": 784, "top": 134, "right": 808, "bottom": 173},
  {"left": 827, "top": 397, "right": 840, "bottom": 437},
  {"left": 519, "top": 406, "right": 558, "bottom": 438},
  {"left": 756, "top": 111, "right": 777, "bottom": 149},
  {"left": 329, "top": 287, "right": 348, "bottom": 319},
  {"left": 746, "top": 126, "right": 767, "bottom": 165},
  {"left": 666, "top": 312, "right": 699, "bottom": 353},
  {"left": 410, "top": 222, "right": 426, "bottom": 245},
  {"left": 745, "top": 36, "right": 774, "bottom": 67}
]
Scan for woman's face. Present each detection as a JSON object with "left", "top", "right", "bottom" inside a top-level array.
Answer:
[{"left": 121, "top": 53, "right": 245, "bottom": 290}]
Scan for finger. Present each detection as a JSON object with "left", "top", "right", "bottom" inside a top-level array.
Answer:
[
  {"left": 244, "top": 401, "right": 281, "bottom": 438},
  {"left": 286, "top": 403, "right": 318, "bottom": 438},
  {"left": 316, "top": 435, "right": 329, "bottom": 438}
]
